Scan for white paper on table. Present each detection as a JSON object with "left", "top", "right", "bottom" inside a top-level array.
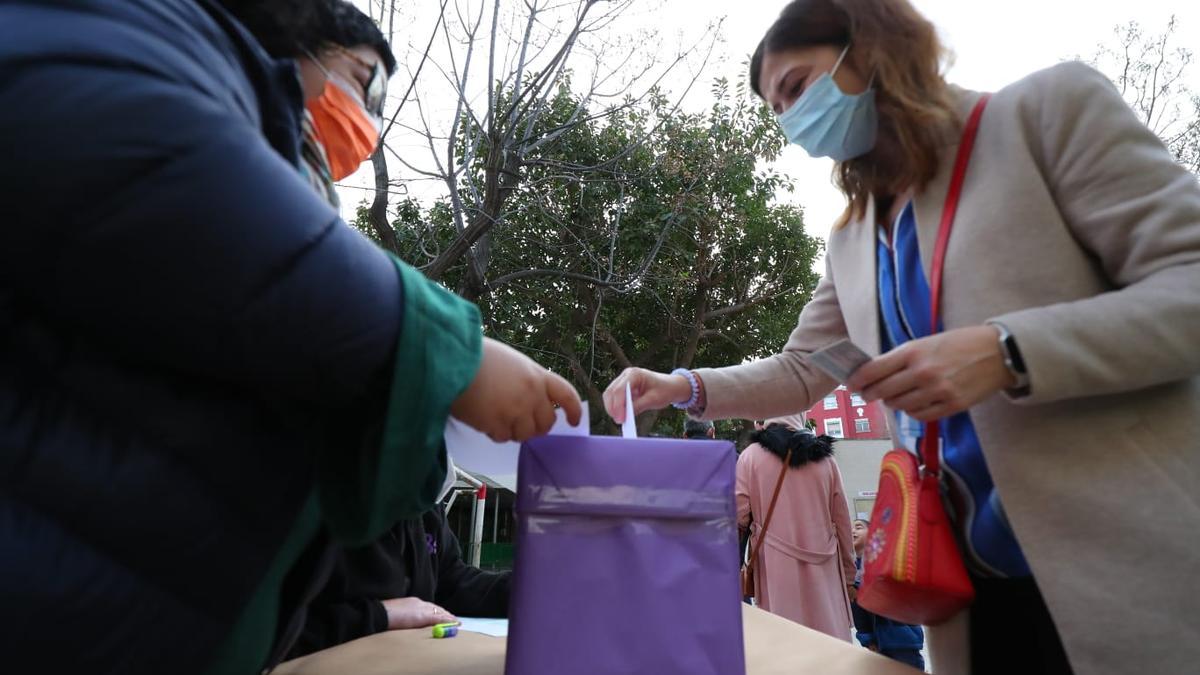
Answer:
[
  {"left": 621, "top": 382, "right": 637, "bottom": 438},
  {"left": 443, "top": 406, "right": 589, "bottom": 492},
  {"left": 455, "top": 617, "right": 509, "bottom": 637}
]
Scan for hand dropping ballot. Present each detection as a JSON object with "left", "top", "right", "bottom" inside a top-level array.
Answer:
[{"left": 810, "top": 339, "right": 872, "bottom": 382}]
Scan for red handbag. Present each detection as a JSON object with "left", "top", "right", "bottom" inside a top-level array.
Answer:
[{"left": 857, "top": 94, "right": 991, "bottom": 626}]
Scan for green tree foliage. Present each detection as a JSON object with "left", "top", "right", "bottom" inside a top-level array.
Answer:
[{"left": 360, "top": 78, "right": 823, "bottom": 434}]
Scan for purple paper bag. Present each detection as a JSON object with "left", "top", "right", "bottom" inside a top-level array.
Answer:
[{"left": 506, "top": 436, "right": 745, "bottom": 675}]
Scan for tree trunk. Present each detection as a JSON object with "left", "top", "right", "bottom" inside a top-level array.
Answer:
[
  {"left": 425, "top": 140, "right": 521, "bottom": 282},
  {"left": 368, "top": 146, "right": 401, "bottom": 254}
]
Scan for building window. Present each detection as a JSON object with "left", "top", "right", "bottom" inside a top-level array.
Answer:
[
  {"left": 823, "top": 395, "right": 838, "bottom": 410},
  {"left": 850, "top": 394, "right": 866, "bottom": 406},
  {"left": 825, "top": 418, "right": 844, "bottom": 438},
  {"left": 855, "top": 418, "right": 870, "bottom": 433}
]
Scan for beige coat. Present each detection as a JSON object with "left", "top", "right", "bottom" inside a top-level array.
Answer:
[
  {"left": 737, "top": 445, "right": 856, "bottom": 640},
  {"left": 696, "top": 62, "right": 1200, "bottom": 674}
]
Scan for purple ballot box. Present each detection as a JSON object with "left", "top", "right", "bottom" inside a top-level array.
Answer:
[{"left": 505, "top": 435, "right": 745, "bottom": 675}]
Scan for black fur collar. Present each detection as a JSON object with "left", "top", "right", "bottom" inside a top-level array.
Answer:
[{"left": 749, "top": 427, "right": 836, "bottom": 467}]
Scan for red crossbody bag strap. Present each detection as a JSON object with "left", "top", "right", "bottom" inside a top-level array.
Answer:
[{"left": 921, "top": 94, "right": 992, "bottom": 476}]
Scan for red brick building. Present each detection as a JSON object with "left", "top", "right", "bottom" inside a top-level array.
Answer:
[{"left": 802, "top": 385, "right": 890, "bottom": 440}]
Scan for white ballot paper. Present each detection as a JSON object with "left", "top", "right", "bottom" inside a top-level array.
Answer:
[
  {"left": 455, "top": 617, "right": 509, "bottom": 638},
  {"left": 443, "top": 406, "right": 589, "bottom": 492},
  {"left": 622, "top": 382, "right": 637, "bottom": 439},
  {"left": 809, "top": 339, "right": 872, "bottom": 382}
]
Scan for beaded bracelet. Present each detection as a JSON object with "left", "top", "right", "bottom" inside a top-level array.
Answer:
[{"left": 670, "top": 368, "right": 701, "bottom": 410}]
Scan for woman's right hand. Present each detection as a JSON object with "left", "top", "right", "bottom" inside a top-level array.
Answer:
[
  {"left": 451, "top": 338, "right": 582, "bottom": 442},
  {"left": 602, "top": 367, "right": 693, "bottom": 424}
]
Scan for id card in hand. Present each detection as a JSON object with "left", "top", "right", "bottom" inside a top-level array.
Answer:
[{"left": 809, "top": 339, "right": 872, "bottom": 383}]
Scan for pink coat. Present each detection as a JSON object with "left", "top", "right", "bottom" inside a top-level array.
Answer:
[{"left": 737, "top": 443, "right": 856, "bottom": 641}]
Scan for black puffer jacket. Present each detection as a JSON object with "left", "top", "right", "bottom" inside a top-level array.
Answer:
[{"left": 0, "top": 1, "right": 462, "bottom": 672}]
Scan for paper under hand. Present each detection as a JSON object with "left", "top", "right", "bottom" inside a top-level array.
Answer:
[{"left": 443, "top": 406, "right": 589, "bottom": 492}]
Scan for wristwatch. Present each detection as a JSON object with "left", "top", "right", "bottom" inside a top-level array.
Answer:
[{"left": 991, "top": 322, "right": 1030, "bottom": 396}]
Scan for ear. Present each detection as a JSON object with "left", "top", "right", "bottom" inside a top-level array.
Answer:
[
  {"left": 850, "top": 44, "right": 871, "bottom": 74},
  {"left": 296, "top": 58, "right": 329, "bottom": 102},
  {"left": 837, "top": 45, "right": 874, "bottom": 95}
]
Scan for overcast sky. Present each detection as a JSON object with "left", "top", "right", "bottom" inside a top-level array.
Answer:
[{"left": 348, "top": 0, "right": 1200, "bottom": 245}]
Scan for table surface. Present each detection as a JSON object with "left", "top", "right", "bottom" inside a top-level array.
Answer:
[{"left": 275, "top": 605, "right": 920, "bottom": 675}]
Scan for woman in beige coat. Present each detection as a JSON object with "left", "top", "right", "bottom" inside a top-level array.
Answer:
[
  {"left": 604, "top": 1, "right": 1200, "bottom": 673},
  {"left": 738, "top": 416, "right": 856, "bottom": 641}
]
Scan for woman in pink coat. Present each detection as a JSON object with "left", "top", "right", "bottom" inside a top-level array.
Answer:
[{"left": 738, "top": 415, "right": 856, "bottom": 641}]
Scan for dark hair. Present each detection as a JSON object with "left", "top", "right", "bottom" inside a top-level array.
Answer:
[
  {"left": 749, "top": 0, "right": 959, "bottom": 226},
  {"left": 749, "top": 1, "right": 849, "bottom": 99},
  {"left": 326, "top": 0, "right": 397, "bottom": 75},
  {"left": 750, "top": 425, "right": 835, "bottom": 467},
  {"left": 219, "top": 0, "right": 333, "bottom": 57},
  {"left": 219, "top": 0, "right": 396, "bottom": 76},
  {"left": 683, "top": 418, "right": 714, "bottom": 439}
]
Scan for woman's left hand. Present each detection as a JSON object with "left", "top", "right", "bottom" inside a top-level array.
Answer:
[{"left": 846, "top": 325, "right": 1015, "bottom": 422}]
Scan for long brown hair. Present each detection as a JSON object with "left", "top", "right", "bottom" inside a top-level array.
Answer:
[{"left": 750, "top": 0, "right": 959, "bottom": 226}]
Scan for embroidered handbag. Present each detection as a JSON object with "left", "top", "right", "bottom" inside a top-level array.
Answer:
[{"left": 857, "top": 94, "right": 991, "bottom": 626}]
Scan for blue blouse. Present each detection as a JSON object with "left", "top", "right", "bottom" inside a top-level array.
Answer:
[{"left": 876, "top": 202, "right": 1030, "bottom": 578}]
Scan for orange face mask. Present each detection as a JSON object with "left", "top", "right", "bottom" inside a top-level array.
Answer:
[{"left": 307, "top": 75, "right": 382, "bottom": 181}]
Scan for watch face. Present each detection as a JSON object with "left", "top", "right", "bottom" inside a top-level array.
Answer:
[{"left": 1002, "top": 334, "right": 1027, "bottom": 374}]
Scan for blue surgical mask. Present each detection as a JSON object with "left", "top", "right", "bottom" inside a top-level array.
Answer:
[{"left": 776, "top": 45, "right": 878, "bottom": 161}]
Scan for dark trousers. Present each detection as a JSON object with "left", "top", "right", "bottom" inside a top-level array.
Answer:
[{"left": 970, "top": 577, "right": 1073, "bottom": 675}]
